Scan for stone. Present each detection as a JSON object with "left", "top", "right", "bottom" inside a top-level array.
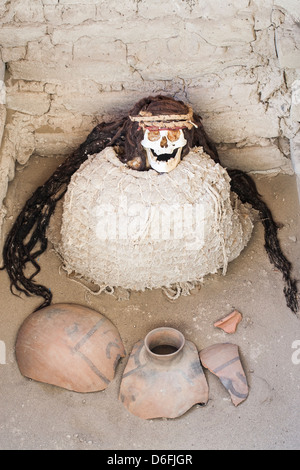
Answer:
[
  {"left": 1, "top": 47, "right": 27, "bottom": 63},
  {"left": 73, "top": 37, "right": 126, "bottom": 63},
  {"left": 291, "top": 80, "right": 300, "bottom": 122},
  {"left": 186, "top": 14, "right": 255, "bottom": 47},
  {"left": 0, "top": 149, "right": 15, "bottom": 205},
  {"left": 0, "top": 61, "right": 5, "bottom": 84},
  {"left": 6, "top": 91, "right": 50, "bottom": 116},
  {"left": 275, "top": 17, "right": 300, "bottom": 69},
  {"left": 43, "top": 5, "right": 63, "bottom": 24},
  {"left": 274, "top": 0, "right": 300, "bottom": 22},
  {"left": 9, "top": 58, "right": 132, "bottom": 84},
  {"left": 59, "top": 0, "right": 99, "bottom": 3},
  {"left": 218, "top": 145, "right": 294, "bottom": 174},
  {"left": 61, "top": 4, "right": 96, "bottom": 24},
  {"left": 202, "top": 106, "right": 279, "bottom": 144},
  {"left": 252, "top": 0, "right": 274, "bottom": 30},
  {"left": 52, "top": 86, "right": 146, "bottom": 116},
  {"left": 0, "top": 25, "right": 46, "bottom": 48},
  {"left": 13, "top": 0, "right": 45, "bottom": 23},
  {"left": 0, "top": 106, "right": 6, "bottom": 145},
  {"left": 26, "top": 36, "right": 73, "bottom": 66},
  {"left": 33, "top": 113, "right": 95, "bottom": 156}
]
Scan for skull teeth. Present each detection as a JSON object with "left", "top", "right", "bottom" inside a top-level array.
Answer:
[
  {"left": 152, "top": 155, "right": 176, "bottom": 162},
  {"left": 145, "top": 148, "right": 183, "bottom": 173}
]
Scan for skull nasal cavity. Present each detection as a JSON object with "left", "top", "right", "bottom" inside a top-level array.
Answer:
[{"left": 160, "top": 136, "right": 168, "bottom": 148}]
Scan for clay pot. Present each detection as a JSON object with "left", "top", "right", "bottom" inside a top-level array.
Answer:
[
  {"left": 15, "top": 303, "right": 125, "bottom": 392},
  {"left": 119, "top": 327, "right": 208, "bottom": 419},
  {"left": 199, "top": 343, "right": 248, "bottom": 406}
]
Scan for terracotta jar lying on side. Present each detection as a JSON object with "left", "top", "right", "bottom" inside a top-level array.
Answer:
[
  {"left": 15, "top": 303, "right": 125, "bottom": 393},
  {"left": 119, "top": 327, "right": 209, "bottom": 419}
]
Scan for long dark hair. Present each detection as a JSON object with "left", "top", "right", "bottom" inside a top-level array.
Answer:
[{"left": 1, "top": 95, "right": 298, "bottom": 314}]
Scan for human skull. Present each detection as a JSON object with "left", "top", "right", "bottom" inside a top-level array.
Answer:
[{"left": 141, "top": 129, "right": 187, "bottom": 173}]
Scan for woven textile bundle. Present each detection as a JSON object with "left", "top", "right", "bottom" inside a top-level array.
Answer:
[{"left": 50, "top": 147, "right": 253, "bottom": 292}]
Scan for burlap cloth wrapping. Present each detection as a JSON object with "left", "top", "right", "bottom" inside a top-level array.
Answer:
[{"left": 48, "top": 147, "right": 254, "bottom": 297}]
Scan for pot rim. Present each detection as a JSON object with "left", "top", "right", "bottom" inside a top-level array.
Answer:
[{"left": 144, "top": 327, "right": 185, "bottom": 361}]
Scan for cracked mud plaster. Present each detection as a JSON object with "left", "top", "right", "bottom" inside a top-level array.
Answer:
[{"left": 0, "top": 0, "right": 300, "bottom": 242}]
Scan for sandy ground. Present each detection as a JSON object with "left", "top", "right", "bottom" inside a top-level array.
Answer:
[{"left": 0, "top": 154, "right": 299, "bottom": 450}]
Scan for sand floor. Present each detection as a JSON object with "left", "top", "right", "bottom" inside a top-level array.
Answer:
[{"left": 0, "top": 155, "right": 299, "bottom": 450}]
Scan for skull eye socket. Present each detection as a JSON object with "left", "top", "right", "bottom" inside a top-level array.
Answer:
[
  {"left": 147, "top": 130, "right": 161, "bottom": 141},
  {"left": 167, "top": 130, "right": 181, "bottom": 142}
]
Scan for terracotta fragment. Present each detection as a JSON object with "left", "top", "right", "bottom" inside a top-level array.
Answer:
[
  {"left": 214, "top": 310, "right": 242, "bottom": 334},
  {"left": 15, "top": 303, "right": 125, "bottom": 393},
  {"left": 199, "top": 343, "right": 248, "bottom": 406},
  {"left": 119, "top": 327, "right": 209, "bottom": 419}
]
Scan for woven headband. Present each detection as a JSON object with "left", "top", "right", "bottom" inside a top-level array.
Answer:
[{"left": 129, "top": 106, "right": 197, "bottom": 130}]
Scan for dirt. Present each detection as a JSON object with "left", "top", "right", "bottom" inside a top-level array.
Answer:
[{"left": 0, "top": 155, "right": 299, "bottom": 450}]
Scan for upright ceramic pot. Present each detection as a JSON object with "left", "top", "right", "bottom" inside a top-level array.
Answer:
[{"left": 119, "top": 327, "right": 208, "bottom": 419}]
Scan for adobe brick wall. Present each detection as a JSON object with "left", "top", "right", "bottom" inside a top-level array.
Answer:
[{"left": 0, "top": 0, "right": 299, "bottom": 241}]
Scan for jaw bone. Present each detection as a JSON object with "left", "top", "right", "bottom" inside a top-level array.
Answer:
[{"left": 145, "top": 147, "right": 183, "bottom": 173}]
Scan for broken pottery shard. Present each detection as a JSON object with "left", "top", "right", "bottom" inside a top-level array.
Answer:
[
  {"left": 199, "top": 343, "right": 248, "bottom": 406},
  {"left": 15, "top": 303, "right": 125, "bottom": 393},
  {"left": 214, "top": 310, "right": 242, "bottom": 334}
]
